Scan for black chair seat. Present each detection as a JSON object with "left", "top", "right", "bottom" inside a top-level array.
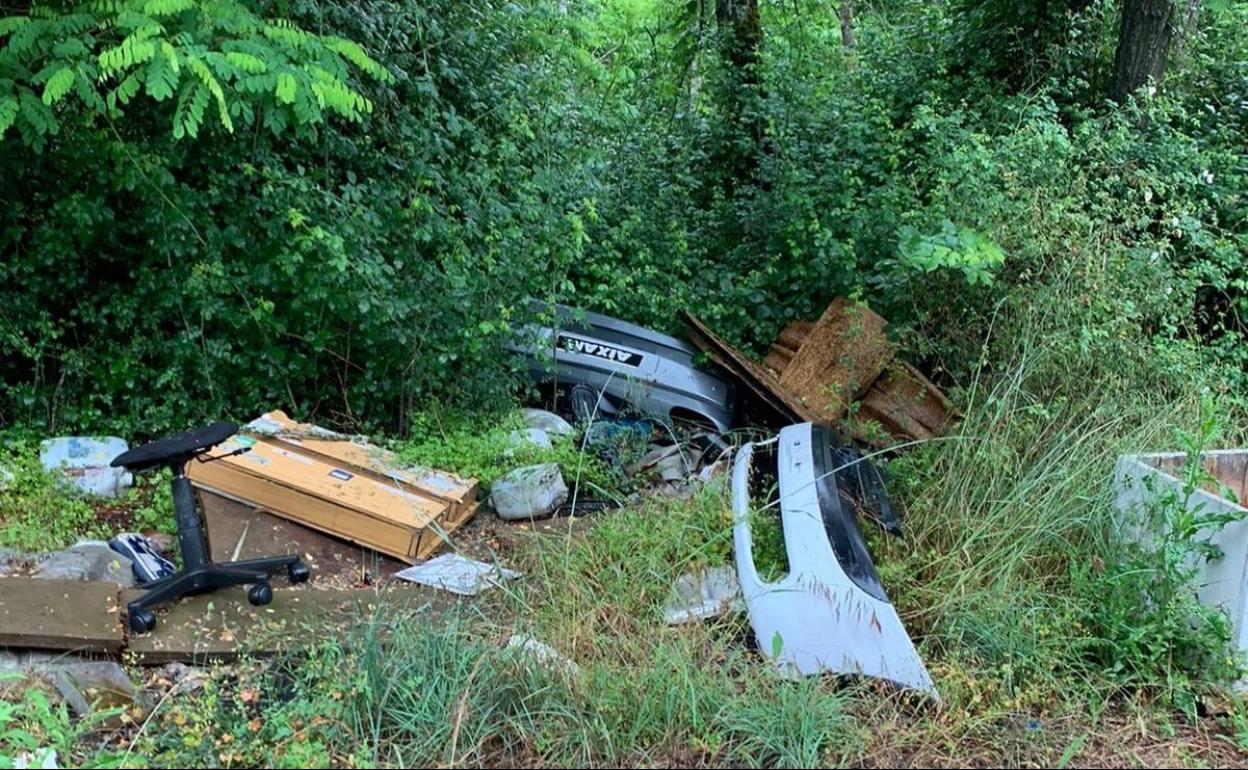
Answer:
[{"left": 112, "top": 421, "right": 238, "bottom": 472}]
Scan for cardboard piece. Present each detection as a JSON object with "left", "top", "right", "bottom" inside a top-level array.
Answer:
[
  {"left": 0, "top": 579, "right": 124, "bottom": 652},
  {"left": 188, "top": 414, "right": 479, "bottom": 563}
]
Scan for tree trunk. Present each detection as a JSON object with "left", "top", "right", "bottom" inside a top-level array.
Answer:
[
  {"left": 1170, "top": 0, "right": 1204, "bottom": 66},
  {"left": 715, "top": 0, "right": 761, "bottom": 76},
  {"left": 838, "top": 0, "right": 856, "bottom": 52},
  {"left": 714, "top": 0, "right": 762, "bottom": 185},
  {"left": 1110, "top": 0, "right": 1177, "bottom": 102}
]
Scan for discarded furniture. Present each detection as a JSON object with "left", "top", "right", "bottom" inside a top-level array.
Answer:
[
  {"left": 732, "top": 422, "right": 936, "bottom": 695},
  {"left": 187, "top": 411, "right": 479, "bottom": 564},
  {"left": 510, "top": 302, "right": 736, "bottom": 432},
  {"left": 112, "top": 422, "right": 310, "bottom": 634},
  {"left": 1115, "top": 450, "right": 1248, "bottom": 666}
]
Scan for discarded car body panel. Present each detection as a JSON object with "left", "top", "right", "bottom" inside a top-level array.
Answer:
[
  {"left": 512, "top": 304, "right": 735, "bottom": 432},
  {"left": 732, "top": 422, "right": 937, "bottom": 696}
]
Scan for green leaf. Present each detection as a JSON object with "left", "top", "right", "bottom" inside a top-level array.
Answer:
[
  {"left": 0, "top": 97, "right": 18, "bottom": 136},
  {"left": 41, "top": 67, "right": 75, "bottom": 105},
  {"left": 225, "top": 51, "right": 267, "bottom": 74},
  {"left": 143, "top": 0, "right": 195, "bottom": 16},
  {"left": 0, "top": 15, "right": 29, "bottom": 37},
  {"left": 275, "top": 72, "right": 297, "bottom": 105}
]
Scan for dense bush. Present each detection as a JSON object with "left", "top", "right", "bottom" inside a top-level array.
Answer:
[
  {"left": 1, "top": 0, "right": 591, "bottom": 435},
  {"left": 2, "top": 0, "right": 1245, "bottom": 429}
]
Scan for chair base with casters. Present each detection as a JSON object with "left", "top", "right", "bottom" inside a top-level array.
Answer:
[{"left": 111, "top": 421, "right": 311, "bottom": 634}]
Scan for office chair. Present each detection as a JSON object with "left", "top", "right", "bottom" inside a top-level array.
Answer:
[{"left": 111, "top": 421, "right": 310, "bottom": 634}]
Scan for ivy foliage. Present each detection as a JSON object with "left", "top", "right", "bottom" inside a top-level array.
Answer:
[{"left": 0, "top": 0, "right": 392, "bottom": 148}]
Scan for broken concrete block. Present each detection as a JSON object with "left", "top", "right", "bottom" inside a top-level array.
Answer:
[
  {"left": 663, "top": 565, "right": 744, "bottom": 624},
  {"left": 504, "top": 634, "right": 580, "bottom": 678},
  {"left": 39, "top": 437, "right": 132, "bottom": 498},
  {"left": 520, "top": 409, "right": 574, "bottom": 438},
  {"left": 491, "top": 463, "right": 568, "bottom": 521},
  {"left": 0, "top": 465, "right": 13, "bottom": 490},
  {"left": 33, "top": 543, "right": 134, "bottom": 587}
]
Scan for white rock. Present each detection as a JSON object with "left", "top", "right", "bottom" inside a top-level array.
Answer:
[
  {"left": 504, "top": 428, "right": 553, "bottom": 455},
  {"left": 504, "top": 634, "right": 580, "bottom": 677},
  {"left": 491, "top": 463, "right": 568, "bottom": 521},
  {"left": 520, "top": 409, "right": 574, "bottom": 438},
  {"left": 663, "top": 565, "right": 744, "bottom": 624}
]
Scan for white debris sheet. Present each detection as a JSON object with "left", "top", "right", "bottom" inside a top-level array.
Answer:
[{"left": 393, "top": 553, "right": 521, "bottom": 595}]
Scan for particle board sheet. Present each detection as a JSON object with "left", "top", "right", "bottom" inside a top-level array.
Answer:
[{"left": 0, "top": 578, "right": 124, "bottom": 652}]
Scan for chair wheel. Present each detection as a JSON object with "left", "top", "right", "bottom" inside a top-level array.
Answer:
[
  {"left": 287, "top": 561, "right": 310, "bottom": 584},
  {"left": 247, "top": 582, "right": 273, "bottom": 606},
  {"left": 129, "top": 609, "right": 157, "bottom": 634}
]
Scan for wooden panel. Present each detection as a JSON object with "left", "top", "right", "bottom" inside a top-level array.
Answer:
[
  {"left": 414, "top": 501, "right": 480, "bottom": 560},
  {"left": 190, "top": 463, "right": 420, "bottom": 563},
  {"left": 200, "top": 491, "right": 407, "bottom": 581},
  {"left": 203, "top": 436, "right": 446, "bottom": 527},
  {"left": 0, "top": 579, "right": 123, "bottom": 652},
  {"left": 682, "top": 311, "right": 817, "bottom": 426},
  {"left": 780, "top": 299, "right": 895, "bottom": 420},
  {"left": 125, "top": 587, "right": 404, "bottom": 663}
]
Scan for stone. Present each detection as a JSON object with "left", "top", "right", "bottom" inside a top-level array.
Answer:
[
  {"left": 663, "top": 565, "right": 744, "bottom": 624},
  {"left": 32, "top": 543, "right": 134, "bottom": 587},
  {"left": 520, "top": 408, "right": 575, "bottom": 438},
  {"left": 33, "top": 661, "right": 147, "bottom": 720},
  {"left": 504, "top": 635, "right": 579, "bottom": 678},
  {"left": 490, "top": 463, "right": 569, "bottom": 521},
  {"left": 504, "top": 427, "right": 553, "bottom": 455},
  {"left": 0, "top": 464, "right": 13, "bottom": 490}
]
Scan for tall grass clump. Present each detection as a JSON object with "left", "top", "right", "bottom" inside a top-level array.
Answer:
[{"left": 883, "top": 280, "right": 1244, "bottom": 717}]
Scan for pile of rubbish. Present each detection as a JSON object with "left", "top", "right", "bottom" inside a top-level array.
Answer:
[{"left": 2, "top": 297, "right": 956, "bottom": 713}]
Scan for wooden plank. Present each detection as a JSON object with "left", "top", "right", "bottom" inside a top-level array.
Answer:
[
  {"left": 681, "top": 311, "right": 818, "bottom": 426},
  {"left": 0, "top": 579, "right": 124, "bottom": 652},
  {"left": 125, "top": 587, "right": 417, "bottom": 663},
  {"left": 200, "top": 436, "right": 447, "bottom": 526}
]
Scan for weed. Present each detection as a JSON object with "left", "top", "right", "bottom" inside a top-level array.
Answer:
[
  {"left": 0, "top": 442, "right": 98, "bottom": 551},
  {"left": 398, "top": 411, "right": 621, "bottom": 495},
  {"left": 0, "top": 675, "right": 125, "bottom": 769},
  {"left": 1083, "top": 393, "right": 1246, "bottom": 715}
]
